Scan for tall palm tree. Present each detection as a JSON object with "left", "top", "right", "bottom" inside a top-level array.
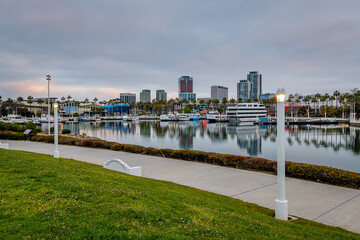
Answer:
[
  {"left": 27, "top": 96, "right": 33, "bottom": 117},
  {"left": 333, "top": 90, "right": 340, "bottom": 108},
  {"left": 37, "top": 98, "right": 44, "bottom": 116},
  {"left": 16, "top": 97, "right": 24, "bottom": 115}
]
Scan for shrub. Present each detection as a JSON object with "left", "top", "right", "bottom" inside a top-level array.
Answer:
[
  {"left": 62, "top": 129, "right": 71, "bottom": 134},
  {"left": 111, "top": 143, "right": 124, "bottom": 151}
]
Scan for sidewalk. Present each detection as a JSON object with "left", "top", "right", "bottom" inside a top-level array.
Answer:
[{"left": 2, "top": 140, "right": 360, "bottom": 234}]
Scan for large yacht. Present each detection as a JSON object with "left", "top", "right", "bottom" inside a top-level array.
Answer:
[{"left": 226, "top": 103, "right": 267, "bottom": 123}]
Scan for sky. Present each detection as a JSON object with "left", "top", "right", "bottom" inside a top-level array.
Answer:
[{"left": 0, "top": 0, "right": 359, "bottom": 101}]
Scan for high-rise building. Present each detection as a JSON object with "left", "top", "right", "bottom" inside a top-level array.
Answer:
[
  {"left": 140, "top": 89, "right": 151, "bottom": 103},
  {"left": 247, "top": 71, "right": 262, "bottom": 101},
  {"left": 211, "top": 85, "right": 228, "bottom": 101},
  {"left": 237, "top": 80, "right": 251, "bottom": 102},
  {"left": 179, "top": 76, "right": 193, "bottom": 93},
  {"left": 156, "top": 90, "right": 167, "bottom": 102},
  {"left": 178, "top": 76, "right": 196, "bottom": 101},
  {"left": 120, "top": 93, "right": 136, "bottom": 104}
]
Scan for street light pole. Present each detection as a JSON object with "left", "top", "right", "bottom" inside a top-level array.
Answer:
[
  {"left": 53, "top": 103, "right": 59, "bottom": 158},
  {"left": 275, "top": 89, "right": 288, "bottom": 220},
  {"left": 47, "top": 75, "right": 51, "bottom": 134}
]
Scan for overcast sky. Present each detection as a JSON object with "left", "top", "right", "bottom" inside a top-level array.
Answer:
[{"left": 0, "top": 0, "right": 359, "bottom": 101}]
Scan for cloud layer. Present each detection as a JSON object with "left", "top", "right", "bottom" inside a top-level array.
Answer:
[{"left": 1, "top": 0, "right": 359, "bottom": 101}]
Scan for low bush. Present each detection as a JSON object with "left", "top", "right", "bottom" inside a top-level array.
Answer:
[
  {"left": 1, "top": 130, "right": 359, "bottom": 189},
  {"left": 62, "top": 129, "right": 71, "bottom": 134}
]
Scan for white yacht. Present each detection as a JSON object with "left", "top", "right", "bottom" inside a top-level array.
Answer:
[
  {"left": 177, "top": 114, "right": 190, "bottom": 121},
  {"left": 39, "top": 114, "right": 63, "bottom": 123},
  {"left": 206, "top": 111, "right": 228, "bottom": 123},
  {"left": 226, "top": 103, "right": 267, "bottom": 123},
  {"left": 160, "top": 113, "right": 178, "bottom": 121}
]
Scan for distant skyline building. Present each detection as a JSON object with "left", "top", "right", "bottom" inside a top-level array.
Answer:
[
  {"left": 237, "top": 80, "right": 251, "bottom": 102},
  {"left": 179, "top": 76, "right": 196, "bottom": 101},
  {"left": 247, "top": 71, "right": 262, "bottom": 101},
  {"left": 211, "top": 85, "right": 228, "bottom": 101},
  {"left": 140, "top": 89, "right": 151, "bottom": 103},
  {"left": 120, "top": 93, "right": 136, "bottom": 104},
  {"left": 156, "top": 90, "right": 167, "bottom": 102}
]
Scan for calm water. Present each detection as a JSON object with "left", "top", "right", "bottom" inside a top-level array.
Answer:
[{"left": 42, "top": 121, "right": 360, "bottom": 173}]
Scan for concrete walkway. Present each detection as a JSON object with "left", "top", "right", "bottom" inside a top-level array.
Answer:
[{"left": 1, "top": 140, "right": 360, "bottom": 234}]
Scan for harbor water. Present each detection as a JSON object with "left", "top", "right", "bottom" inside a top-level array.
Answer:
[{"left": 42, "top": 121, "right": 360, "bottom": 173}]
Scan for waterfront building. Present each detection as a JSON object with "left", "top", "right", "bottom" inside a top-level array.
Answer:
[
  {"left": 247, "top": 71, "right": 262, "bottom": 101},
  {"left": 211, "top": 85, "right": 228, "bottom": 101},
  {"left": 179, "top": 76, "right": 196, "bottom": 101},
  {"left": 156, "top": 90, "right": 167, "bottom": 102},
  {"left": 101, "top": 103, "right": 130, "bottom": 114},
  {"left": 120, "top": 93, "right": 136, "bottom": 104},
  {"left": 140, "top": 89, "right": 151, "bottom": 103},
  {"left": 237, "top": 80, "right": 251, "bottom": 102}
]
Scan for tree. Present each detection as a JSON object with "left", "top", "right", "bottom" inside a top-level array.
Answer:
[
  {"left": 238, "top": 98, "right": 243, "bottom": 103},
  {"left": 245, "top": 99, "right": 252, "bottom": 103},
  {"left": 37, "top": 98, "right": 44, "bottom": 116},
  {"left": 61, "top": 96, "right": 66, "bottom": 102},
  {"left": 221, "top": 98, "right": 228, "bottom": 109},
  {"left": 333, "top": 90, "right": 340, "bottom": 107},
  {"left": 229, "top": 98, "right": 236, "bottom": 106},
  {"left": 27, "top": 96, "right": 33, "bottom": 117}
]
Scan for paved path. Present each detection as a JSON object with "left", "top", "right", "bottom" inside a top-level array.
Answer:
[{"left": 2, "top": 140, "right": 360, "bottom": 234}]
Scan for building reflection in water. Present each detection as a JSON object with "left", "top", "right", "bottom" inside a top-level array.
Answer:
[{"left": 59, "top": 121, "right": 359, "bottom": 157}]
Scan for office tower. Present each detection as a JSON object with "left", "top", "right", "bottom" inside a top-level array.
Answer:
[
  {"left": 247, "top": 71, "right": 262, "bottom": 101},
  {"left": 178, "top": 76, "right": 196, "bottom": 101},
  {"left": 120, "top": 93, "right": 136, "bottom": 104},
  {"left": 140, "top": 89, "right": 151, "bottom": 103},
  {"left": 156, "top": 90, "right": 167, "bottom": 102},
  {"left": 237, "top": 80, "right": 251, "bottom": 102},
  {"left": 211, "top": 85, "right": 228, "bottom": 101}
]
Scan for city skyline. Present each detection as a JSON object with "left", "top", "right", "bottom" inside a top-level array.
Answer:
[{"left": 0, "top": 1, "right": 359, "bottom": 100}]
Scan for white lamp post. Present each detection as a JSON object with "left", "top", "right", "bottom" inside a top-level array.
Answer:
[
  {"left": 275, "top": 89, "right": 288, "bottom": 220},
  {"left": 46, "top": 75, "right": 51, "bottom": 134},
  {"left": 53, "top": 103, "right": 59, "bottom": 158}
]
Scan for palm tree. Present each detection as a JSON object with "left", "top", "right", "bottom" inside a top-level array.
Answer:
[
  {"left": 206, "top": 99, "right": 212, "bottom": 110},
  {"left": 221, "top": 97, "right": 228, "bottom": 108},
  {"left": 229, "top": 98, "right": 236, "bottom": 106},
  {"left": 237, "top": 98, "right": 243, "bottom": 103},
  {"left": 16, "top": 97, "right": 24, "bottom": 115},
  {"left": 37, "top": 98, "right": 44, "bottom": 116},
  {"left": 27, "top": 96, "right": 33, "bottom": 117},
  {"left": 333, "top": 90, "right": 340, "bottom": 108},
  {"left": 61, "top": 96, "right": 66, "bottom": 102}
]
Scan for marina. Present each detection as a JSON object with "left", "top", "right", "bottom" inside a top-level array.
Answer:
[{"left": 36, "top": 120, "right": 360, "bottom": 173}]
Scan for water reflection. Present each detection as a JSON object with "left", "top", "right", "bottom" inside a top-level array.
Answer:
[{"left": 51, "top": 121, "right": 360, "bottom": 172}]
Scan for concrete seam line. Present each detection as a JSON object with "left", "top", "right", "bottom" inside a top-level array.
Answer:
[
  {"left": 313, "top": 193, "right": 360, "bottom": 220},
  {"left": 230, "top": 182, "right": 277, "bottom": 197}
]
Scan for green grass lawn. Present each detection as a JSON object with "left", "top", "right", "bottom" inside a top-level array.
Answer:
[{"left": 0, "top": 149, "right": 359, "bottom": 239}]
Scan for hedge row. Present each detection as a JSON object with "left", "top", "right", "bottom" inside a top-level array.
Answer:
[
  {"left": 0, "top": 122, "right": 41, "bottom": 133},
  {"left": 1, "top": 131, "right": 359, "bottom": 189}
]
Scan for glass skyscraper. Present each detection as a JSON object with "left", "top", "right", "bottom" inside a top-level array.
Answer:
[
  {"left": 140, "top": 89, "right": 151, "bottom": 103},
  {"left": 247, "top": 71, "right": 262, "bottom": 101},
  {"left": 156, "top": 90, "right": 167, "bottom": 102},
  {"left": 237, "top": 80, "right": 251, "bottom": 102}
]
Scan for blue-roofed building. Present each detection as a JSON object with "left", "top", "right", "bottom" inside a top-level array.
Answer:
[{"left": 101, "top": 103, "right": 130, "bottom": 115}]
